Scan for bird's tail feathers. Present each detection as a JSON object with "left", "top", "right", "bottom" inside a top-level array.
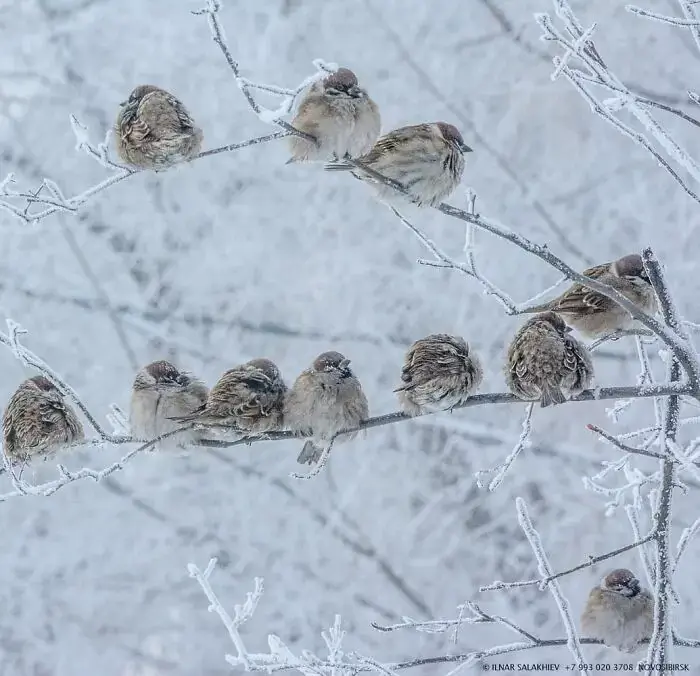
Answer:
[
  {"left": 540, "top": 384, "right": 567, "bottom": 408},
  {"left": 393, "top": 382, "right": 413, "bottom": 393},
  {"left": 297, "top": 440, "right": 323, "bottom": 465}
]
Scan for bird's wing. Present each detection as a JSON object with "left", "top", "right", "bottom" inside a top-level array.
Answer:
[
  {"left": 135, "top": 91, "right": 194, "bottom": 140},
  {"left": 38, "top": 399, "right": 66, "bottom": 426},
  {"left": 162, "top": 92, "right": 197, "bottom": 131},
  {"left": 544, "top": 263, "right": 614, "bottom": 315},
  {"left": 120, "top": 104, "right": 152, "bottom": 143},
  {"left": 209, "top": 369, "right": 275, "bottom": 419}
]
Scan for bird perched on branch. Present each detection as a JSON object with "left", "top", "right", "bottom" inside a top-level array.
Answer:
[
  {"left": 130, "top": 360, "right": 209, "bottom": 451},
  {"left": 505, "top": 311, "right": 593, "bottom": 408},
  {"left": 581, "top": 568, "right": 654, "bottom": 653},
  {"left": 519, "top": 254, "right": 657, "bottom": 339},
  {"left": 169, "top": 359, "right": 286, "bottom": 436},
  {"left": 284, "top": 351, "right": 368, "bottom": 465},
  {"left": 325, "top": 121, "right": 472, "bottom": 207},
  {"left": 288, "top": 67, "right": 380, "bottom": 163},
  {"left": 2, "top": 375, "right": 84, "bottom": 464},
  {"left": 115, "top": 84, "right": 203, "bottom": 170},
  {"left": 395, "top": 334, "right": 483, "bottom": 416}
]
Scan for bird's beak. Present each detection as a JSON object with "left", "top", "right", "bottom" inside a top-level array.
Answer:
[
  {"left": 565, "top": 326, "right": 573, "bottom": 333},
  {"left": 119, "top": 100, "right": 127, "bottom": 106},
  {"left": 339, "top": 358, "right": 351, "bottom": 370},
  {"left": 460, "top": 142, "right": 473, "bottom": 153},
  {"left": 348, "top": 85, "right": 363, "bottom": 98}
]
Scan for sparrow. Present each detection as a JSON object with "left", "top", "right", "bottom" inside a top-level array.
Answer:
[
  {"left": 580, "top": 568, "right": 654, "bottom": 653},
  {"left": 2, "top": 375, "right": 84, "bottom": 464},
  {"left": 130, "top": 360, "right": 209, "bottom": 451},
  {"left": 284, "top": 351, "right": 369, "bottom": 465},
  {"left": 115, "top": 84, "right": 203, "bottom": 170},
  {"left": 169, "top": 358, "right": 286, "bottom": 435},
  {"left": 325, "top": 121, "right": 472, "bottom": 207},
  {"left": 288, "top": 67, "right": 380, "bottom": 163},
  {"left": 520, "top": 254, "right": 658, "bottom": 338},
  {"left": 505, "top": 311, "right": 594, "bottom": 408},
  {"left": 395, "top": 334, "right": 483, "bottom": 416}
]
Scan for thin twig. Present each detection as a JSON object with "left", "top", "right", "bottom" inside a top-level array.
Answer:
[{"left": 479, "top": 531, "right": 656, "bottom": 592}]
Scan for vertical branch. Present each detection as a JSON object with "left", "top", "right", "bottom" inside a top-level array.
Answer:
[{"left": 641, "top": 249, "right": 683, "bottom": 673}]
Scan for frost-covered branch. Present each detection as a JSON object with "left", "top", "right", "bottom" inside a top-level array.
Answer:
[
  {"left": 390, "top": 204, "right": 516, "bottom": 313},
  {"left": 516, "top": 498, "right": 589, "bottom": 673},
  {"left": 0, "top": 425, "right": 192, "bottom": 501},
  {"left": 0, "top": 115, "right": 291, "bottom": 224},
  {"left": 586, "top": 423, "right": 666, "bottom": 460},
  {"left": 627, "top": 2, "right": 700, "bottom": 56},
  {"left": 536, "top": 1, "right": 700, "bottom": 204},
  {"left": 474, "top": 403, "right": 534, "bottom": 491},
  {"left": 192, "top": 0, "right": 323, "bottom": 137},
  {"left": 195, "top": 384, "right": 690, "bottom": 452},
  {"left": 0, "top": 319, "right": 127, "bottom": 442},
  {"left": 188, "top": 558, "right": 264, "bottom": 671},
  {"left": 479, "top": 531, "right": 656, "bottom": 592},
  {"left": 372, "top": 601, "right": 539, "bottom": 643},
  {"left": 349, "top": 156, "right": 699, "bottom": 389},
  {"left": 642, "top": 250, "right": 685, "bottom": 674},
  {"left": 190, "top": 558, "right": 687, "bottom": 674}
]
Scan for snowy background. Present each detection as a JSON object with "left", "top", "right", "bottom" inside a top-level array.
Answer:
[{"left": 1, "top": 0, "right": 700, "bottom": 673}]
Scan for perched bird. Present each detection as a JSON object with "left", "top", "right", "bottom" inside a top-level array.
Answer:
[
  {"left": 520, "top": 254, "right": 657, "bottom": 339},
  {"left": 285, "top": 351, "right": 369, "bottom": 465},
  {"left": 169, "top": 359, "right": 286, "bottom": 435},
  {"left": 395, "top": 334, "right": 483, "bottom": 416},
  {"left": 130, "top": 360, "right": 209, "bottom": 451},
  {"left": 581, "top": 568, "right": 654, "bottom": 653},
  {"left": 325, "top": 121, "right": 472, "bottom": 207},
  {"left": 288, "top": 67, "right": 380, "bottom": 163},
  {"left": 505, "top": 311, "right": 594, "bottom": 408},
  {"left": 2, "top": 376, "right": 84, "bottom": 464},
  {"left": 115, "top": 84, "right": 203, "bottom": 170}
]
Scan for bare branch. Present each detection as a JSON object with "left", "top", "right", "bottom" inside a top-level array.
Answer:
[
  {"left": 389, "top": 204, "right": 516, "bottom": 313},
  {"left": 479, "top": 531, "right": 656, "bottom": 592},
  {"left": 195, "top": 384, "right": 691, "bottom": 451},
  {"left": 587, "top": 424, "right": 666, "bottom": 459},
  {"left": 474, "top": 403, "right": 534, "bottom": 490},
  {"left": 643, "top": 252, "right": 684, "bottom": 674},
  {"left": 626, "top": 5, "right": 700, "bottom": 27}
]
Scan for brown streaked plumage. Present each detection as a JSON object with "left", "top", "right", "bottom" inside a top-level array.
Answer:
[
  {"left": 130, "top": 360, "right": 209, "bottom": 451},
  {"left": 284, "top": 351, "right": 369, "bottom": 465},
  {"left": 325, "top": 121, "right": 472, "bottom": 207},
  {"left": 395, "top": 334, "right": 483, "bottom": 416},
  {"left": 505, "top": 311, "right": 594, "bottom": 408},
  {"left": 521, "top": 254, "right": 657, "bottom": 338},
  {"left": 581, "top": 568, "right": 654, "bottom": 653},
  {"left": 288, "top": 67, "right": 380, "bottom": 163},
  {"left": 115, "top": 84, "right": 203, "bottom": 170},
  {"left": 2, "top": 375, "right": 84, "bottom": 464},
  {"left": 169, "top": 358, "right": 286, "bottom": 435}
]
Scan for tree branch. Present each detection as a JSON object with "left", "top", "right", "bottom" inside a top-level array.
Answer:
[
  {"left": 479, "top": 531, "right": 657, "bottom": 592},
  {"left": 643, "top": 251, "right": 684, "bottom": 674},
  {"left": 194, "top": 384, "right": 691, "bottom": 451}
]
